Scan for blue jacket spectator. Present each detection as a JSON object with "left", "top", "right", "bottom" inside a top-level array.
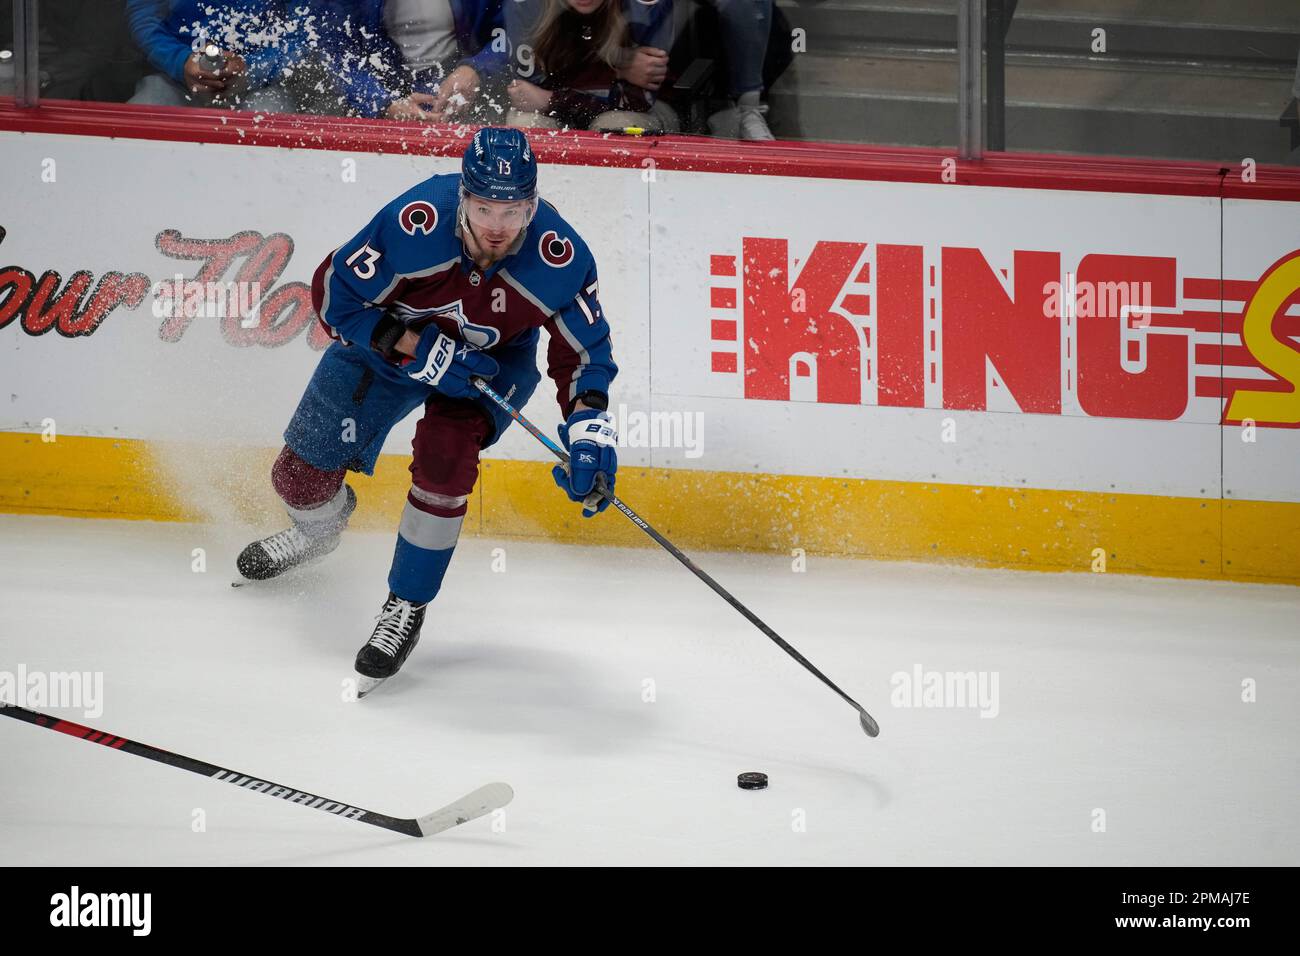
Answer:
[
  {"left": 125, "top": 0, "right": 304, "bottom": 91},
  {"left": 312, "top": 0, "right": 508, "bottom": 118}
]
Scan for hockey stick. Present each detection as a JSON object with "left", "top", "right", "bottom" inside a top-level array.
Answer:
[
  {"left": 0, "top": 702, "right": 513, "bottom": 837},
  {"left": 471, "top": 379, "right": 881, "bottom": 738}
]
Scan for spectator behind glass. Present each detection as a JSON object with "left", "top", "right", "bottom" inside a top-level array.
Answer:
[
  {"left": 304, "top": 0, "right": 509, "bottom": 121},
  {"left": 505, "top": 0, "right": 678, "bottom": 133},
  {"left": 700, "top": 0, "right": 774, "bottom": 141},
  {"left": 125, "top": 0, "right": 303, "bottom": 111}
]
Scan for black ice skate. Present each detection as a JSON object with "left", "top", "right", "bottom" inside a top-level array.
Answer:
[
  {"left": 235, "top": 485, "right": 357, "bottom": 582},
  {"left": 354, "top": 592, "right": 428, "bottom": 698}
]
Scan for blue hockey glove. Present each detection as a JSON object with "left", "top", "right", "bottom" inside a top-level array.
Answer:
[
  {"left": 552, "top": 409, "right": 618, "bottom": 517},
  {"left": 405, "top": 328, "right": 498, "bottom": 399}
]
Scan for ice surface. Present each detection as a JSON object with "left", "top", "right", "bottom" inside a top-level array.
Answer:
[{"left": 1, "top": 514, "right": 1297, "bottom": 865}]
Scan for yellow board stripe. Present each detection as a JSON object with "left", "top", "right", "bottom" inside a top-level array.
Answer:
[{"left": 1, "top": 432, "right": 1296, "bottom": 585}]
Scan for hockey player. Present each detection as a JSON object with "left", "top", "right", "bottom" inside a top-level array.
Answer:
[{"left": 236, "top": 127, "right": 618, "bottom": 692}]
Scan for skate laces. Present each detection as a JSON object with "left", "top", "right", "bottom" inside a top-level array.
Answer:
[
  {"left": 260, "top": 526, "right": 310, "bottom": 564},
  {"left": 368, "top": 598, "right": 424, "bottom": 658}
]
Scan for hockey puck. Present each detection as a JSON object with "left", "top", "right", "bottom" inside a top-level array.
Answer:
[{"left": 737, "top": 771, "right": 768, "bottom": 791}]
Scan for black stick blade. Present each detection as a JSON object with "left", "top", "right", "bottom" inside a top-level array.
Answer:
[{"left": 860, "top": 712, "right": 880, "bottom": 738}]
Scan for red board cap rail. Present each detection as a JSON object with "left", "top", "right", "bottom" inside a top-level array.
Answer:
[{"left": 4, "top": 97, "right": 1300, "bottom": 200}]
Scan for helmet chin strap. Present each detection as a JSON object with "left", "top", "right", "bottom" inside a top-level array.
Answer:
[
  {"left": 458, "top": 202, "right": 480, "bottom": 245},
  {"left": 461, "top": 212, "right": 499, "bottom": 264}
]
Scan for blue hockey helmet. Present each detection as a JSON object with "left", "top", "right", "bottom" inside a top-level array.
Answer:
[{"left": 461, "top": 128, "right": 537, "bottom": 202}]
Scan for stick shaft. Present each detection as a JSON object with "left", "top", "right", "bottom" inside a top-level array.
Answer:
[
  {"left": 471, "top": 379, "right": 880, "bottom": 736},
  {"left": 0, "top": 703, "right": 422, "bottom": 835}
]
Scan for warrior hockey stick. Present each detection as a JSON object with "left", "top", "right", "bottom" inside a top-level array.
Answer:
[
  {"left": 0, "top": 703, "right": 513, "bottom": 836},
  {"left": 471, "top": 378, "right": 881, "bottom": 738}
]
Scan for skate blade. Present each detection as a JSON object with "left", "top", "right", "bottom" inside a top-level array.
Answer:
[{"left": 355, "top": 674, "right": 389, "bottom": 699}]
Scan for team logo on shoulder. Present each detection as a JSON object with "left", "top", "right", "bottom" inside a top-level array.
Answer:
[
  {"left": 539, "top": 230, "right": 574, "bottom": 268},
  {"left": 398, "top": 201, "right": 438, "bottom": 236}
]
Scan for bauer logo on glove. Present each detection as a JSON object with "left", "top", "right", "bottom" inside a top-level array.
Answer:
[
  {"left": 405, "top": 329, "right": 499, "bottom": 399},
  {"left": 552, "top": 409, "right": 618, "bottom": 517}
]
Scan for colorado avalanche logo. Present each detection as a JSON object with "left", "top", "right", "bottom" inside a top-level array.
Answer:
[
  {"left": 398, "top": 201, "right": 438, "bottom": 236},
  {"left": 389, "top": 299, "right": 500, "bottom": 349},
  {"left": 539, "top": 230, "right": 574, "bottom": 268}
]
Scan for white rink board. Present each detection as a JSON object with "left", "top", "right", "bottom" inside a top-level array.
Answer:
[
  {"left": 647, "top": 172, "right": 1231, "bottom": 497},
  {"left": 2, "top": 130, "right": 1298, "bottom": 501},
  {"left": 1222, "top": 198, "right": 1300, "bottom": 503},
  {"left": 0, "top": 132, "right": 653, "bottom": 467}
]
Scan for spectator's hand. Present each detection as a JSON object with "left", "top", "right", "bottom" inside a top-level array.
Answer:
[
  {"left": 507, "top": 79, "right": 553, "bottom": 113},
  {"left": 183, "top": 53, "right": 227, "bottom": 94},
  {"left": 386, "top": 92, "right": 441, "bottom": 121},
  {"left": 617, "top": 47, "right": 668, "bottom": 91},
  {"left": 430, "top": 65, "right": 481, "bottom": 118},
  {"left": 220, "top": 53, "right": 249, "bottom": 96},
  {"left": 221, "top": 53, "right": 247, "bottom": 78}
]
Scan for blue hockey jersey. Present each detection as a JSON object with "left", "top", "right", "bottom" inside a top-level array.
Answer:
[{"left": 310, "top": 172, "right": 617, "bottom": 413}]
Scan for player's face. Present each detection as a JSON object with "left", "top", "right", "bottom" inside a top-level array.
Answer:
[
  {"left": 566, "top": 0, "right": 605, "bottom": 13},
  {"left": 464, "top": 195, "right": 532, "bottom": 252}
]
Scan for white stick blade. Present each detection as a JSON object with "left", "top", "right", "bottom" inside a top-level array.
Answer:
[{"left": 416, "top": 782, "right": 514, "bottom": 837}]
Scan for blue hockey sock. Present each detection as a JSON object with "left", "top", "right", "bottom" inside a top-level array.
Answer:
[{"left": 387, "top": 502, "right": 464, "bottom": 603}]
